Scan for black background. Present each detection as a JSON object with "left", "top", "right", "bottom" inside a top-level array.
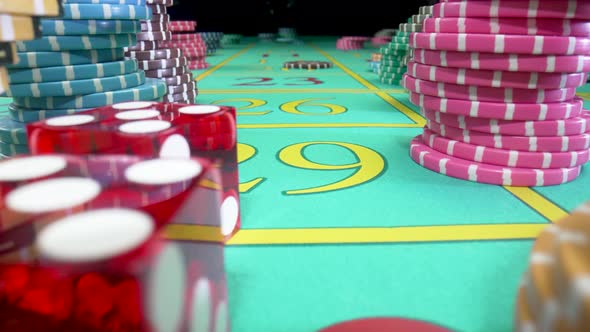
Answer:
[{"left": 167, "top": 1, "right": 434, "bottom": 36}]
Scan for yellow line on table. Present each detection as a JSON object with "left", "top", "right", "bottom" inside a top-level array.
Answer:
[
  {"left": 311, "top": 45, "right": 378, "bottom": 91},
  {"left": 311, "top": 44, "right": 424, "bottom": 125},
  {"left": 237, "top": 123, "right": 422, "bottom": 129},
  {"left": 164, "top": 225, "right": 224, "bottom": 243},
  {"left": 227, "top": 224, "right": 545, "bottom": 245},
  {"left": 199, "top": 88, "right": 406, "bottom": 94},
  {"left": 195, "top": 43, "right": 255, "bottom": 81},
  {"left": 503, "top": 186, "right": 569, "bottom": 222},
  {"left": 378, "top": 93, "right": 426, "bottom": 127},
  {"left": 164, "top": 223, "right": 547, "bottom": 245}
]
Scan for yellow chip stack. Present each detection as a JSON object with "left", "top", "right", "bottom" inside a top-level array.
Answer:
[
  {"left": 0, "top": 0, "right": 61, "bottom": 94},
  {"left": 516, "top": 200, "right": 590, "bottom": 331}
]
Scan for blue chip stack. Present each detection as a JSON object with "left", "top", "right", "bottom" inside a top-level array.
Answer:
[
  {"left": 2, "top": 0, "right": 167, "bottom": 157},
  {"left": 199, "top": 32, "right": 223, "bottom": 55}
]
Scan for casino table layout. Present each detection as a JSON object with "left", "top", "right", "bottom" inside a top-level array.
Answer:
[{"left": 2, "top": 37, "right": 590, "bottom": 332}]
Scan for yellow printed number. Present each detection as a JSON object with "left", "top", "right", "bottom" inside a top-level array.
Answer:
[
  {"left": 280, "top": 99, "right": 346, "bottom": 115},
  {"left": 211, "top": 98, "right": 271, "bottom": 116},
  {"left": 237, "top": 143, "right": 265, "bottom": 193},
  {"left": 278, "top": 142, "right": 385, "bottom": 195}
]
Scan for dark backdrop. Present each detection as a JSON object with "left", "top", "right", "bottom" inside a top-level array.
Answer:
[{"left": 167, "top": 1, "right": 434, "bottom": 36}]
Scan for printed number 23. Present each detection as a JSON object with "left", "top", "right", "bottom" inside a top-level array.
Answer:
[{"left": 234, "top": 77, "right": 323, "bottom": 86}]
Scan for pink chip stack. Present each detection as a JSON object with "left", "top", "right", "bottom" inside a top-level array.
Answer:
[
  {"left": 371, "top": 36, "right": 391, "bottom": 46},
  {"left": 403, "top": 0, "right": 590, "bottom": 187},
  {"left": 336, "top": 36, "right": 370, "bottom": 50},
  {"left": 163, "top": 21, "right": 210, "bottom": 70}
]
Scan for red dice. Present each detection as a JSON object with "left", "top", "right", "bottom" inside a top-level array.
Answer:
[
  {"left": 26, "top": 102, "right": 241, "bottom": 240},
  {"left": 0, "top": 154, "right": 229, "bottom": 331}
]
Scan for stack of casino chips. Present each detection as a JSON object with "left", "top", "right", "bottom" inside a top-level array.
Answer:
[
  {"left": 369, "top": 52, "right": 382, "bottom": 73},
  {"left": 371, "top": 28, "right": 396, "bottom": 47},
  {"left": 516, "top": 199, "right": 590, "bottom": 331},
  {"left": 277, "top": 27, "right": 296, "bottom": 43},
  {"left": 3, "top": 0, "right": 167, "bottom": 157},
  {"left": 221, "top": 34, "right": 242, "bottom": 46},
  {"left": 200, "top": 32, "right": 223, "bottom": 54},
  {"left": 403, "top": 0, "right": 590, "bottom": 186},
  {"left": 125, "top": 0, "right": 196, "bottom": 104},
  {"left": 378, "top": 6, "right": 432, "bottom": 85},
  {"left": 258, "top": 32, "right": 276, "bottom": 42},
  {"left": 0, "top": 0, "right": 62, "bottom": 158},
  {"left": 336, "top": 36, "right": 370, "bottom": 50},
  {"left": 163, "top": 22, "right": 210, "bottom": 70}
]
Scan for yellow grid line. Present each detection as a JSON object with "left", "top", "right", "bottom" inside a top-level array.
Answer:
[
  {"left": 310, "top": 45, "right": 426, "bottom": 127},
  {"left": 195, "top": 43, "right": 255, "bottom": 81},
  {"left": 199, "top": 88, "right": 406, "bottom": 94},
  {"left": 503, "top": 186, "right": 569, "bottom": 222},
  {"left": 238, "top": 123, "right": 422, "bottom": 129},
  {"left": 164, "top": 224, "right": 548, "bottom": 245},
  {"left": 181, "top": 40, "right": 569, "bottom": 246}
]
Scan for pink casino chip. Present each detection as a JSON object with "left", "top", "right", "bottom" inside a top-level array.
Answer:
[
  {"left": 422, "top": 128, "right": 590, "bottom": 169},
  {"left": 409, "top": 32, "right": 590, "bottom": 55},
  {"left": 409, "top": 136, "right": 582, "bottom": 187},
  {"left": 413, "top": 49, "right": 590, "bottom": 73}
]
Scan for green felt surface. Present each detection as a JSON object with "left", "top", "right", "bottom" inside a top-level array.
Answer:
[
  {"left": 196, "top": 38, "right": 590, "bottom": 332},
  {"left": 1, "top": 37, "right": 588, "bottom": 332}
]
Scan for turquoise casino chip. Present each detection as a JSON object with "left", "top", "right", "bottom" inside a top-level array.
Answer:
[
  {"left": 7, "top": 49, "right": 125, "bottom": 69},
  {"left": 63, "top": 0, "right": 146, "bottom": 4},
  {"left": 0, "top": 140, "right": 30, "bottom": 156},
  {"left": 13, "top": 78, "right": 167, "bottom": 109},
  {"left": 61, "top": 4, "right": 151, "bottom": 20},
  {"left": 8, "top": 59, "right": 139, "bottom": 84},
  {"left": 0, "top": 116, "right": 28, "bottom": 144},
  {"left": 8, "top": 104, "right": 90, "bottom": 123},
  {"left": 7, "top": 71, "right": 146, "bottom": 97},
  {"left": 16, "top": 34, "right": 137, "bottom": 52},
  {"left": 41, "top": 19, "right": 142, "bottom": 36}
]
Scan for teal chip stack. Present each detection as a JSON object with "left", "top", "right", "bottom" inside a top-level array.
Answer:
[
  {"left": 3, "top": 0, "right": 167, "bottom": 157},
  {"left": 277, "top": 27, "right": 297, "bottom": 43},
  {"left": 200, "top": 32, "right": 224, "bottom": 55},
  {"left": 221, "top": 34, "right": 243, "bottom": 46},
  {"left": 378, "top": 6, "right": 432, "bottom": 86}
]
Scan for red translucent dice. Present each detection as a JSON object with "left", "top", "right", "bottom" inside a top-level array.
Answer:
[
  {"left": 26, "top": 102, "right": 241, "bottom": 240},
  {"left": 0, "top": 154, "right": 229, "bottom": 331}
]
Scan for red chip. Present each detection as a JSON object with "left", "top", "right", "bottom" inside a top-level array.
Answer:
[{"left": 319, "top": 317, "right": 453, "bottom": 332}]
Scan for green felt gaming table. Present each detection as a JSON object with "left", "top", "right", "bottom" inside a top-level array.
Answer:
[
  {"left": 191, "top": 37, "right": 590, "bottom": 332},
  {"left": 1, "top": 36, "right": 587, "bottom": 332}
]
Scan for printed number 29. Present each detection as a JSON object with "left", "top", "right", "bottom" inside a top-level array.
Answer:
[{"left": 238, "top": 141, "right": 385, "bottom": 195}]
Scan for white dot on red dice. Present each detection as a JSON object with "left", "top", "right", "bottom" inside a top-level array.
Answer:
[
  {"left": 115, "top": 110, "right": 160, "bottom": 120},
  {"left": 214, "top": 300, "right": 229, "bottom": 332},
  {"left": 46, "top": 114, "right": 94, "bottom": 127},
  {"left": 220, "top": 196, "right": 239, "bottom": 236},
  {"left": 125, "top": 159, "right": 202, "bottom": 185},
  {"left": 179, "top": 105, "right": 221, "bottom": 115},
  {"left": 190, "top": 278, "right": 212, "bottom": 332},
  {"left": 0, "top": 156, "right": 66, "bottom": 181},
  {"left": 119, "top": 120, "right": 171, "bottom": 134},
  {"left": 147, "top": 243, "right": 186, "bottom": 332},
  {"left": 159, "top": 134, "right": 191, "bottom": 159},
  {"left": 112, "top": 101, "right": 154, "bottom": 110},
  {"left": 6, "top": 177, "right": 101, "bottom": 213},
  {"left": 36, "top": 208, "right": 154, "bottom": 262}
]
